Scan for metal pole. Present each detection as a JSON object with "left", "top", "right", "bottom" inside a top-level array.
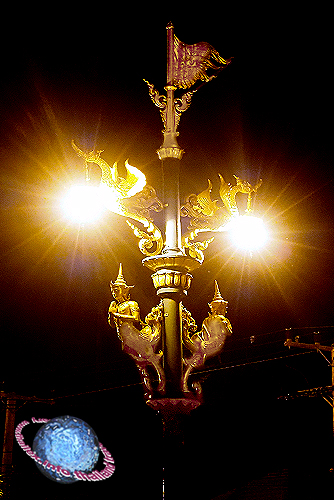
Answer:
[
  {"left": 143, "top": 24, "right": 202, "bottom": 497},
  {"left": 161, "top": 24, "right": 183, "bottom": 254},
  {"left": 332, "top": 347, "right": 334, "bottom": 436},
  {"left": 162, "top": 297, "right": 183, "bottom": 396},
  {"left": 162, "top": 157, "right": 182, "bottom": 254},
  {"left": 157, "top": 23, "right": 185, "bottom": 397},
  {"left": 165, "top": 22, "right": 176, "bottom": 144},
  {"left": 1, "top": 398, "right": 16, "bottom": 497}
]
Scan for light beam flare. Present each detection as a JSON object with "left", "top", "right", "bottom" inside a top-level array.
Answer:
[
  {"left": 61, "top": 185, "right": 105, "bottom": 223},
  {"left": 227, "top": 215, "right": 268, "bottom": 251}
]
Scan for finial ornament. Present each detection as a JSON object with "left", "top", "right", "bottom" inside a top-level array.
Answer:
[
  {"left": 213, "top": 280, "right": 223, "bottom": 300},
  {"left": 211, "top": 280, "right": 228, "bottom": 305},
  {"left": 145, "top": 24, "right": 231, "bottom": 159},
  {"left": 110, "top": 263, "right": 134, "bottom": 290}
]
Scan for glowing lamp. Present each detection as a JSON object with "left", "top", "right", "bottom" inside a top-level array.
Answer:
[
  {"left": 61, "top": 185, "right": 105, "bottom": 223},
  {"left": 227, "top": 215, "right": 268, "bottom": 250}
]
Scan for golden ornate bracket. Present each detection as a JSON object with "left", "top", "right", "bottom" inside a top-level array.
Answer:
[
  {"left": 181, "top": 174, "right": 262, "bottom": 260},
  {"left": 72, "top": 141, "right": 164, "bottom": 256},
  {"left": 144, "top": 79, "right": 196, "bottom": 137},
  {"left": 72, "top": 142, "right": 262, "bottom": 263}
]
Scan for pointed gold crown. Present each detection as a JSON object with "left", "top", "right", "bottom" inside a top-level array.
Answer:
[
  {"left": 210, "top": 280, "right": 228, "bottom": 306},
  {"left": 110, "top": 263, "right": 134, "bottom": 290}
]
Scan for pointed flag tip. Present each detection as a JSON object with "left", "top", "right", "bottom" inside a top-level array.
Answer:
[{"left": 166, "top": 21, "right": 174, "bottom": 29}]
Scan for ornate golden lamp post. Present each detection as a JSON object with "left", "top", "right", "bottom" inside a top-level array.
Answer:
[{"left": 70, "top": 22, "right": 264, "bottom": 497}]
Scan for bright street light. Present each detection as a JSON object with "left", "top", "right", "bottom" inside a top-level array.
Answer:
[
  {"left": 227, "top": 215, "right": 268, "bottom": 251},
  {"left": 61, "top": 184, "right": 105, "bottom": 224}
]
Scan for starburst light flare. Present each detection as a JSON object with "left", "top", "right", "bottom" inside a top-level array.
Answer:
[
  {"left": 227, "top": 215, "right": 268, "bottom": 251},
  {"left": 61, "top": 184, "right": 105, "bottom": 223}
]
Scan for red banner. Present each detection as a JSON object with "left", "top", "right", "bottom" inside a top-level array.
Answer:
[{"left": 172, "top": 35, "right": 231, "bottom": 89}]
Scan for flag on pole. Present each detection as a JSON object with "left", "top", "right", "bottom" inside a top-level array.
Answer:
[{"left": 172, "top": 34, "right": 231, "bottom": 89}]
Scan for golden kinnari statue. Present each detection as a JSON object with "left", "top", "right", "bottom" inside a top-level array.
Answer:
[{"left": 108, "top": 264, "right": 165, "bottom": 399}]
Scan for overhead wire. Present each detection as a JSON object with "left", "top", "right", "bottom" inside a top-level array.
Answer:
[{"left": 6, "top": 326, "right": 334, "bottom": 402}]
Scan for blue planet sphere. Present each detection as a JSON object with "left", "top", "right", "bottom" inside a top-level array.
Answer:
[{"left": 32, "top": 415, "right": 100, "bottom": 483}]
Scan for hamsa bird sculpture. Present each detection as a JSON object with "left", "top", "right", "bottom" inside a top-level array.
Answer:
[
  {"left": 72, "top": 141, "right": 164, "bottom": 256},
  {"left": 181, "top": 174, "right": 262, "bottom": 261}
]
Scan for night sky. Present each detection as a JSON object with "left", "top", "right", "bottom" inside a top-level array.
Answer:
[{"left": 0, "top": 7, "right": 333, "bottom": 499}]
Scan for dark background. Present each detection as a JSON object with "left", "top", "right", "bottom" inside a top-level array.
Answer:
[{"left": 0, "top": 6, "right": 333, "bottom": 499}]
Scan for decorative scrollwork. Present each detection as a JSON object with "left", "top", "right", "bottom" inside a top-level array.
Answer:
[
  {"left": 181, "top": 178, "right": 229, "bottom": 231},
  {"left": 144, "top": 80, "right": 197, "bottom": 134},
  {"left": 174, "top": 89, "right": 197, "bottom": 130},
  {"left": 182, "top": 236, "right": 214, "bottom": 263},
  {"left": 219, "top": 174, "right": 263, "bottom": 216},
  {"left": 126, "top": 220, "right": 163, "bottom": 257},
  {"left": 143, "top": 79, "right": 167, "bottom": 128}
]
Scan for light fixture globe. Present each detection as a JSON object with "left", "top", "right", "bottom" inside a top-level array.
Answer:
[
  {"left": 227, "top": 215, "right": 268, "bottom": 251},
  {"left": 61, "top": 184, "right": 104, "bottom": 223}
]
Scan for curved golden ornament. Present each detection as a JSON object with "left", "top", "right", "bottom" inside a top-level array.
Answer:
[
  {"left": 144, "top": 79, "right": 197, "bottom": 136},
  {"left": 72, "top": 141, "right": 164, "bottom": 256},
  {"left": 182, "top": 235, "right": 215, "bottom": 263},
  {"left": 126, "top": 220, "right": 163, "bottom": 257},
  {"left": 219, "top": 174, "right": 263, "bottom": 216},
  {"left": 181, "top": 174, "right": 263, "bottom": 260}
]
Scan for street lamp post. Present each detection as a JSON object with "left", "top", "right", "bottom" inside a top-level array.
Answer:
[
  {"left": 147, "top": 22, "right": 193, "bottom": 402},
  {"left": 71, "top": 22, "right": 265, "bottom": 498}
]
